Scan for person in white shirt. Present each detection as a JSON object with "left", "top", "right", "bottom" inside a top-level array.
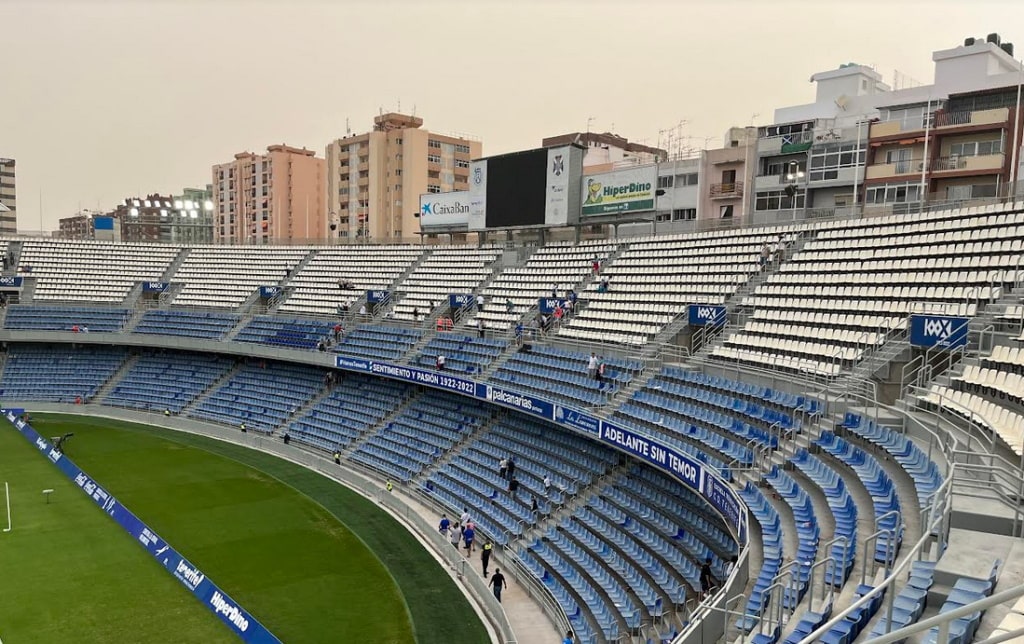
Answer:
[
  {"left": 543, "top": 474, "right": 552, "bottom": 495},
  {"left": 476, "top": 294, "right": 485, "bottom": 310},
  {"left": 436, "top": 354, "right": 446, "bottom": 370},
  {"left": 724, "top": 555, "right": 737, "bottom": 578},
  {"left": 358, "top": 304, "right": 367, "bottom": 317},
  {"left": 587, "top": 353, "right": 598, "bottom": 378},
  {"left": 460, "top": 508, "right": 471, "bottom": 525}
]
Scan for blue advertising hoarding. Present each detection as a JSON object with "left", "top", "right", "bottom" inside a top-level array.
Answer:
[
  {"left": 0, "top": 276, "right": 24, "bottom": 289},
  {"left": 688, "top": 305, "right": 727, "bottom": 327},
  {"left": 259, "top": 286, "right": 282, "bottom": 299},
  {"left": 142, "top": 281, "right": 168, "bottom": 293},
  {"left": 538, "top": 298, "right": 563, "bottom": 315},
  {"left": 448, "top": 293, "right": 474, "bottom": 308},
  {"left": 2, "top": 410, "right": 281, "bottom": 644},
  {"left": 325, "top": 356, "right": 744, "bottom": 537},
  {"left": 366, "top": 290, "right": 389, "bottom": 304},
  {"left": 909, "top": 314, "right": 969, "bottom": 349}
]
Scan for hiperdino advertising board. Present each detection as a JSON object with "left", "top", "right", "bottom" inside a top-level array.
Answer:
[{"left": 580, "top": 165, "right": 657, "bottom": 216}]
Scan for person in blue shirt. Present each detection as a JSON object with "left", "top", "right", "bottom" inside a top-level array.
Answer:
[
  {"left": 438, "top": 514, "right": 450, "bottom": 534},
  {"left": 462, "top": 524, "right": 475, "bottom": 553},
  {"left": 563, "top": 630, "right": 575, "bottom": 644},
  {"left": 514, "top": 322, "right": 524, "bottom": 346}
]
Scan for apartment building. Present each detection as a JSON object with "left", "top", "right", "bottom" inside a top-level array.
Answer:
[
  {"left": 325, "top": 113, "right": 481, "bottom": 241},
  {"left": 699, "top": 127, "right": 758, "bottom": 223},
  {"left": 212, "top": 145, "right": 326, "bottom": 244},
  {"left": 112, "top": 189, "right": 214, "bottom": 243},
  {"left": 751, "top": 33, "right": 1024, "bottom": 221},
  {"left": 543, "top": 131, "right": 666, "bottom": 172},
  {"left": 0, "top": 158, "right": 15, "bottom": 233}
]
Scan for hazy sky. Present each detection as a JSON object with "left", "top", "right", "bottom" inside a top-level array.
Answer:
[{"left": 3, "top": 0, "right": 1024, "bottom": 231}]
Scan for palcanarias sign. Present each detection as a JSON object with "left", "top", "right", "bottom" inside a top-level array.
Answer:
[{"left": 581, "top": 165, "right": 658, "bottom": 216}]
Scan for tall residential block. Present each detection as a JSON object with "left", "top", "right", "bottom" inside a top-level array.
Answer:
[
  {"left": 326, "top": 113, "right": 482, "bottom": 240},
  {"left": 212, "top": 144, "right": 326, "bottom": 244}
]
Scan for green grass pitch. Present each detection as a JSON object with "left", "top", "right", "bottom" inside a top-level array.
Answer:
[{"left": 0, "top": 414, "right": 488, "bottom": 644}]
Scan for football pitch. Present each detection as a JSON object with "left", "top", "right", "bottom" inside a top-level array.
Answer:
[{"left": 0, "top": 414, "right": 488, "bottom": 644}]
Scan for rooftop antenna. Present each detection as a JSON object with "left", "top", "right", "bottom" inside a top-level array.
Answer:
[
  {"left": 345, "top": 118, "right": 351, "bottom": 136},
  {"left": 411, "top": 104, "right": 417, "bottom": 118},
  {"left": 586, "top": 116, "right": 595, "bottom": 134},
  {"left": 397, "top": 98, "right": 401, "bottom": 113}
]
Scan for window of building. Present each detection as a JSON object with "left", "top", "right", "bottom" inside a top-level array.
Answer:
[
  {"left": 428, "top": 170, "right": 440, "bottom": 179},
  {"left": 394, "top": 138, "right": 402, "bottom": 145},
  {"left": 395, "top": 169, "right": 402, "bottom": 176},
  {"left": 456, "top": 159, "right": 470, "bottom": 169},
  {"left": 755, "top": 188, "right": 806, "bottom": 211},
  {"left": 864, "top": 182, "right": 922, "bottom": 205},
  {"left": 672, "top": 208, "right": 696, "bottom": 220},
  {"left": 808, "top": 142, "right": 867, "bottom": 181},
  {"left": 949, "top": 138, "right": 1002, "bottom": 157},
  {"left": 428, "top": 139, "right": 442, "bottom": 149},
  {"left": 427, "top": 154, "right": 441, "bottom": 164},
  {"left": 657, "top": 175, "right": 674, "bottom": 189},
  {"left": 677, "top": 173, "right": 698, "bottom": 186},
  {"left": 427, "top": 184, "right": 442, "bottom": 194},
  {"left": 656, "top": 212, "right": 671, "bottom": 222},
  {"left": 455, "top": 144, "right": 470, "bottom": 154},
  {"left": 720, "top": 205, "right": 734, "bottom": 219},
  {"left": 454, "top": 174, "right": 468, "bottom": 183},
  {"left": 758, "top": 121, "right": 814, "bottom": 139}
]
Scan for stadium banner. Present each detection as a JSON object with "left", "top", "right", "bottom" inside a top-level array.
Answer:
[
  {"left": 1, "top": 410, "right": 282, "bottom": 644},
  {"left": 366, "top": 290, "right": 389, "bottom": 305},
  {"left": 324, "top": 360, "right": 745, "bottom": 535},
  {"left": 581, "top": 165, "right": 658, "bottom": 217},
  {"left": 419, "top": 192, "right": 471, "bottom": 228},
  {"left": 544, "top": 146, "right": 575, "bottom": 227},
  {"left": 688, "top": 305, "right": 727, "bottom": 327},
  {"left": 909, "top": 314, "right": 969, "bottom": 349},
  {"left": 598, "top": 420, "right": 703, "bottom": 492},
  {"left": 142, "top": 282, "right": 168, "bottom": 293},
  {"left": 449, "top": 293, "right": 475, "bottom": 309},
  {"left": 537, "top": 297, "right": 563, "bottom": 314},
  {"left": 553, "top": 405, "right": 600, "bottom": 435},
  {"left": 0, "top": 276, "right": 24, "bottom": 289},
  {"left": 258, "top": 286, "right": 281, "bottom": 298},
  {"left": 483, "top": 384, "right": 553, "bottom": 419},
  {"left": 468, "top": 160, "right": 487, "bottom": 231}
]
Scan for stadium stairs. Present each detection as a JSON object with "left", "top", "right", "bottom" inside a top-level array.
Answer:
[
  {"left": 412, "top": 409, "right": 506, "bottom": 487},
  {"left": 160, "top": 247, "right": 191, "bottom": 283},
  {"left": 92, "top": 353, "right": 140, "bottom": 403},
  {"left": 340, "top": 387, "right": 427, "bottom": 457},
  {"left": 3, "top": 240, "right": 23, "bottom": 277},
  {"left": 176, "top": 361, "right": 243, "bottom": 417},
  {"left": 276, "top": 378, "right": 342, "bottom": 438}
]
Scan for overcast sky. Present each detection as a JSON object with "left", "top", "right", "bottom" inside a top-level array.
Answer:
[{"left": 2, "top": 0, "right": 1023, "bottom": 231}]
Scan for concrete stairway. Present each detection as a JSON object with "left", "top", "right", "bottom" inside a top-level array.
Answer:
[
  {"left": 179, "top": 362, "right": 242, "bottom": 418},
  {"left": 341, "top": 388, "right": 424, "bottom": 456},
  {"left": 92, "top": 353, "right": 141, "bottom": 403},
  {"left": 160, "top": 247, "right": 191, "bottom": 282},
  {"left": 412, "top": 409, "right": 505, "bottom": 486}
]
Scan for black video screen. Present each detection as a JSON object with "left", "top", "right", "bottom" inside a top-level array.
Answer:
[{"left": 485, "top": 148, "right": 548, "bottom": 228}]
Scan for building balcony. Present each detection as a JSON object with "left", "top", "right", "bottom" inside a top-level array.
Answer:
[
  {"left": 928, "top": 153, "right": 1004, "bottom": 173},
  {"left": 865, "top": 160, "right": 923, "bottom": 180},
  {"left": 709, "top": 182, "right": 743, "bottom": 199},
  {"left": 934, "top": 107, "right": 1009, "bottom": 130}
]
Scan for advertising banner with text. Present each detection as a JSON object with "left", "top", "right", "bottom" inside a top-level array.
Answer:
[
  {"left": 2, "top": 410, "right": 281, "bottom": 644},
  {"left": 581, "top": 165, "right": 658, "bottom": 217}
]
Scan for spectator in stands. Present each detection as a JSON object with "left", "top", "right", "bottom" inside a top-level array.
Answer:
[
  {"left": 334, "top": 450, "right": 341, "bottom": 465},
  {"left": 543, "top": 474, "right": 552, "bottom": 496},
  {"left": 563, "top": 631, "right": 575, "bottom": 644},
  {"left": 775, "top": 233, "right": 787, "bottom": 262},
  {"left": 568, "top": 289, "right": 577, "bottom": 304},
  {"left": 588, "top": 353, "right": 598, "bottom": 378},
  {"left": 436, "top": 354, "right": 446, "bottom": 370},
  {"left": 700, "top": 558, "right": 714, "bottom": 598},
  {"left": 499, "top": 457, "right": 508, "bottom": 479},
  {"left": 551, "top": 284, "right": 559, "bottom": 298},
  {"left": 514, "top": 322, "right": 524, "bottom": 346},
  {"left": 489, "top": 569, "right": 507, "bottom": 603},
  {"left": 478, "top": 320, "right": 486, "bottom": 339},
  {"left": 448, "top": 522, "right": 461, "bottom": 549},
  {"left": 460, "top": 508, "right": 471, "bottom": 525},
  {"left": 725, "top": 555, "right": 737, "bottom": 578},
  {"left": 505, "top": 298, "right": 514, "bottom": 313},
  {"left": 760, "top": 242, "right": 770, "bottom": 269},
  {"left": 71, "top": 324, "right": 80, "bottom": 333},
  {"left": 508, "top": 477, "right": 520, "bottom": 496},
  {"left": 530, "top": 494, "right": 539, "bottom": 516},
  {"left": 563, "top": 298, "right": 573, "bottom": 317},
  {"left": 333, "top": 323, "right": 343, "bottom": 341},
  {"left": 462, "top": 522, "right": 475, "bottom": 553},
  {"left": 600, "top": 276, "right": 610, "bottom": 292},
  {"left": 507, "top": 457, "right": 515, "bottom": 481},
  {"left": 412, "top": 307, "right": 420, "bottom": 321},
  {"left": 81, "top": 325, "right": 89, "bottom": 334},
  {"left": 481, "top": 541, "right": 493, "bottom": 576},
  {"left": 358, "top": 303, "right": 367, "bottom": 317},
  {"left": 282, "top": 431, "right": 290, "bottom": 445},
  {"left": 240, "top": 423, "right": 247, "bottom": 433},
  {"left": 596, "top": 361, "right": 606, "bottom": 383},
  {"left": 438, "top": 514, "right": 450, "bottom": 534},
  {"left": 553, "top": 303, "right": 564, "bottom": 325},
  {"left": 384, "top": 308, "right": 394, "bottom": 319},
  {"left": 592, "top": 257, "right": 600, "bottom": 274},
  {"left": 476, "top": 293, "right": 485, "bottom": 311}
]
